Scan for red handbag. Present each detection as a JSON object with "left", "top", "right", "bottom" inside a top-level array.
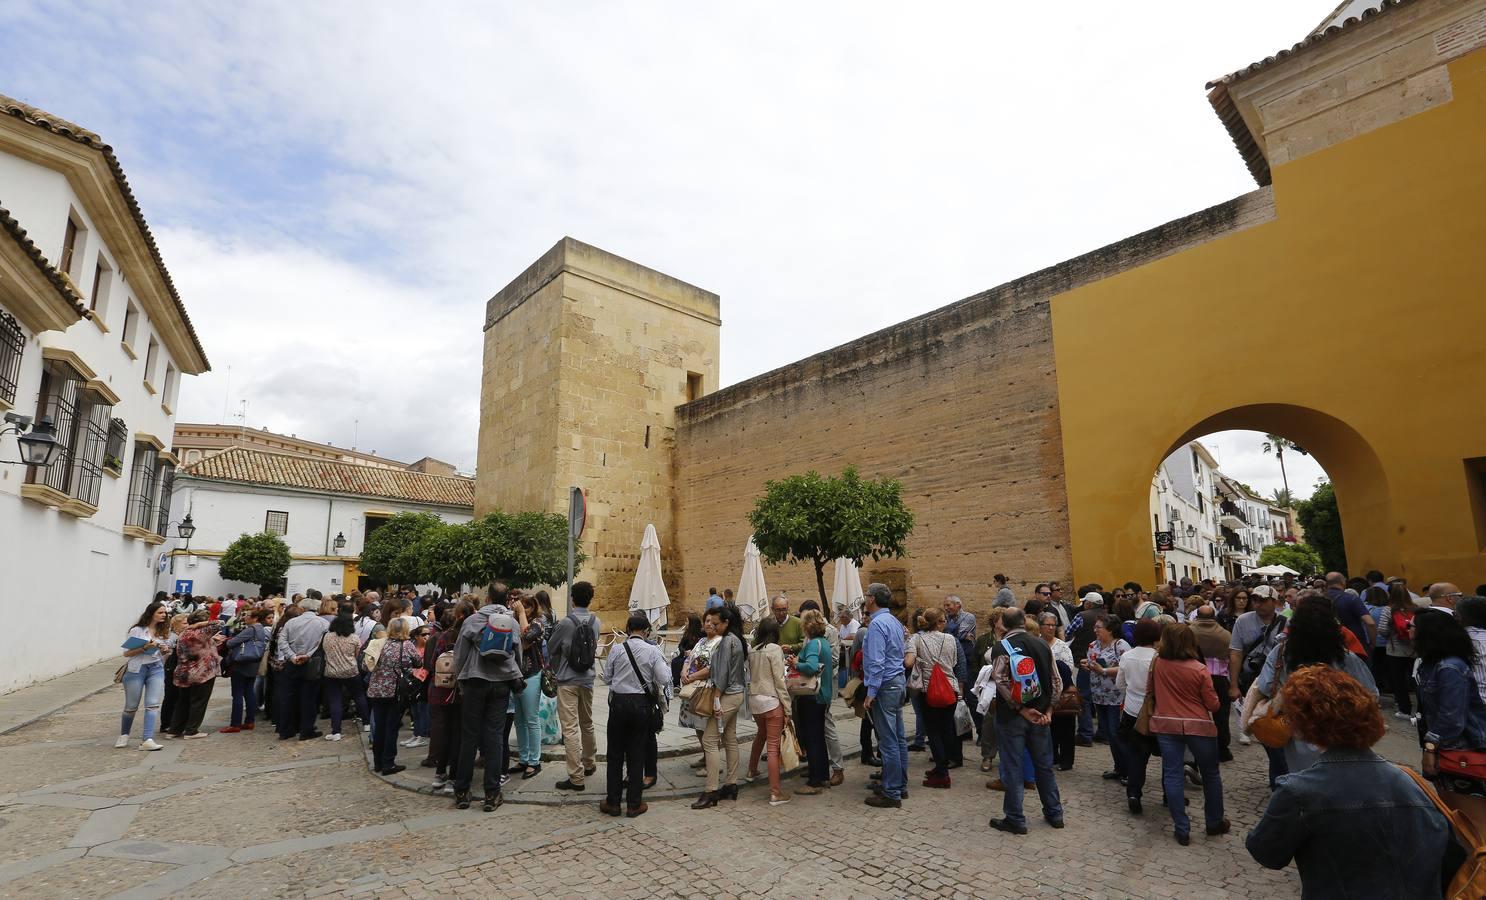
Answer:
[{"left": 1439, "top": 749, "right": 1486, "bottom": 780}]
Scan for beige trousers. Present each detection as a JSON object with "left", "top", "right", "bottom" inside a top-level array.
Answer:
[
  {"left": 702, "top": 691, "right": 745, "bottom": 792},
  {"left": 556, "top": 684, "right": 595, "bottom": 784}
]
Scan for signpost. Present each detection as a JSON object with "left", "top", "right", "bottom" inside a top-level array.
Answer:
[
  {"left": 174, "top": 579, "right": 194, "bottom": 595},
  {"left": 565, "top": 486, "right": 585, "bottom": 614}
]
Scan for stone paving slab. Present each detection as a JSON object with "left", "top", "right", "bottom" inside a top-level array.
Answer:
[{"left": 0, "top": 659, "right": 1433, "bottom": 899}]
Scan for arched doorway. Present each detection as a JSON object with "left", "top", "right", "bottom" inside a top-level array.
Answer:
[
  {"left": 1150, "top": 424, "right": 1334, "bottom": 589},
  {"left": 1066, "top": 401, "right": 1403, "bottom": 588}
]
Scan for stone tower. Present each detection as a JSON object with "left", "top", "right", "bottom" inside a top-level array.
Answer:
[{"left": 476, "top": 237, "right": 720, "bottom": 620}]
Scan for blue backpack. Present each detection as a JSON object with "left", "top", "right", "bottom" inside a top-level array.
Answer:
[
  {"left": 1000, "top": 638, "right": 1043, "bottom": 706},
  {"left": 477, "top": 611, "right": 518, "bottom": 660}
]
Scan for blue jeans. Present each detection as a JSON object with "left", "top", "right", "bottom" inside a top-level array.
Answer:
[
  {"left": 1157, "top": 733, "right": 1224, "bottom": 836},
  {"left": 1264, "top": 744, "right": 1289, "bottom": 789},
  {"left": 909, "top": 691, "right": 927, "bottom": 746},
  {"left": 412, "top": 701, "right": 430, "bottom": 738},
  {"left": 511, "top": 673, "right": 544, "bottom": 765},
  {"left": 996, "top": 713, "right": 1064, "bottom": 828},
  {"left": 869, "top": 676, "right": 908, "bottom": 800},
  {"left": 1075, "top": 670, "right": 1094, "bottom": 740},
  {"left": 1096, "top": 704, "right": 1126, "bottom": 775},
  {"left": 230, "top": 673, "right": 257, "bottom": 726},
  {"left": 121, "top": 661, "right": 165, "bottom": 741}
]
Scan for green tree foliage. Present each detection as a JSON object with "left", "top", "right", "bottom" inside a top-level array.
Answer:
[
  {"left": 359, "top": 512, "right": 444, "bottom": 586},
  {"left": 363, "top": 510, "right": 583, "bottom": 593},
  {"left": 747, "top": 466, "right": 916, "bottom": 605},
  {"left": 1261, "top": 434, "right": 1296, "bottom": 499},
  {"left": 1296, "top": 481, "right": 1347, "bottom": 573},
  {"left": 1270, "top": 488, "right": 1295, "bottom": 509},
  {"left": 459, "top": 511, "right": 584, "bottom": 590},
  {"left": 218, "top": 531, "right": 292, "bottom": 591},
  {"left": 1257, "top": 542, "right": 1324, "bottom": 576}
]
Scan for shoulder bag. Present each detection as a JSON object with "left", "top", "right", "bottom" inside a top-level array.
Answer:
[
  {"left": 1135, "top": 659, "right": 1158, "bottom": 737},
  {"left": 1398, "top": 764, "right": 1486, "bottom": 899},
  {"left": 787, "top": 638, "right": 823, "bottom": 697},
  {"left": 1237, "top": 616, "right": 1282, "bottom": 694},
  {"left": 621, "top": 639, "right": 666, "bottom": 734}
]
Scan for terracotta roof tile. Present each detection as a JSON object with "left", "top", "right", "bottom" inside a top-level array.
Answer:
[
  {"left": 182, "top": 447, "right": 474, "bottom": 508},
  {"left": 1204, "top": 0, "right": 1415, "bottom": 188},
  {"left": 1206, "top": 0, "right": 1415, "bottom": 88},
  {"left": 0, "top": 93, "right": 209, "bottom": 369},
  {"left": 0, "top": 201, "right": 89, "bottom": 318}
]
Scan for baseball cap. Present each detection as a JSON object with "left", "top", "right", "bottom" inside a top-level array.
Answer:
[{"left": 1083, "top": 591, "right": 1105, "bottom": 606}]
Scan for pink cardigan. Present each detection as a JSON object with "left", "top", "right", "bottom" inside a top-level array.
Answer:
[{"left": 1148, "top": 658, "right": 1219, "bottom": 737}]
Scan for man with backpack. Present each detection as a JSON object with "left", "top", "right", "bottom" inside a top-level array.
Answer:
[
  {"left": 987, "top": 607, "right": 1064, "bottom": 835},
  {"left": 451, "top": 583, "right": 524, "bottom": 812},
  {"left": 548, "top": 580, "right": 602, "bottom": 791}
]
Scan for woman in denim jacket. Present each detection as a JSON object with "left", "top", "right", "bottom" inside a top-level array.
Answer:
[
  {"left": 1246, "top": 666, "right": 1449, "bottom": 899},
  {"left": 1414, "top": 609, "right": 1486, "bottom": 802}
]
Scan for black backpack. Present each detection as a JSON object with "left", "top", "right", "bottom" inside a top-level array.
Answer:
[{"left": 566, "top": 611, "right": 596, "bottom": 671}]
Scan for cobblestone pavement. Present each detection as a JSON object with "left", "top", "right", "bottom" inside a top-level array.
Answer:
[{"left": 0, "top": 675, "right": 1424, "bottom": 898}]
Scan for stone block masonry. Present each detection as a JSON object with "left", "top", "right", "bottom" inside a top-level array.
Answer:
[{"left": 478, "top": 238, "right": 720, "bottom": 621}]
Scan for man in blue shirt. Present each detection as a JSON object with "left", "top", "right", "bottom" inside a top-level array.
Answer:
[
  {"left": 703, "top": 587, "right": 723, "bottom": 612},
  {"left": 1326, "top": 571, "right": 1376, "bottom": 650},
  {"left": 862, "top": 582, "right": 908, "bottom": 808}
]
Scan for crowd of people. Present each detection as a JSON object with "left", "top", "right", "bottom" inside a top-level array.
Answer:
[{"left": 115, "top": 569, "right": 1486, "bottom": 895}]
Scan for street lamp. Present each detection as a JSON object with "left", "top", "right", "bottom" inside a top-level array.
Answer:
[
  {"left": 168, "top": 513, "right": 197, "bottom": 575},
  {"left": 1, "top": 413, "right": 63, "bottom": 467},
  {"left": 1185, "top": 524, "right": 1197, "bottom": 541},
  {"left": 332, "top": 531, "right": 346, "bottom": 553}
]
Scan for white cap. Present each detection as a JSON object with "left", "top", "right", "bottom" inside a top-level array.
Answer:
[{"left": 1083, "top": 591, "right": 1105, "bottom": 606}]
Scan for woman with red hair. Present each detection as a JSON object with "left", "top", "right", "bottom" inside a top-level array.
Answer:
[{"left": 1246, "top": 666, "right": 1449, "bottom": 898}]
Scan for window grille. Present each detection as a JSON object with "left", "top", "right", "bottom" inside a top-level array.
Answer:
[{"left": 0, "top": 311, "right": 22, "bottom": 406}]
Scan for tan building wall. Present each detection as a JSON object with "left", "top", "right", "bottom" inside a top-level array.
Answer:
[{"left": 477, "top": 238, "right": 720, "bottom": 620}]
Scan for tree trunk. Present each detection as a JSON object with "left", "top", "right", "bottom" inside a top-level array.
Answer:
[
  {"left": 814, "top": 557, "right": 828, "bottom": 607},
  {"left": 1278, "top": 447, "right": 1290, "bottom": 500}
]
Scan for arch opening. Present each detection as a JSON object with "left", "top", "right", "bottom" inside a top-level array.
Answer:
[{"left": 1143, "top": 404, "right": 1394, "bottom": 585}]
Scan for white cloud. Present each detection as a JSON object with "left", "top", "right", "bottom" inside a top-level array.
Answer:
[
  {"left": 1197, "top": 431, "right": 1330, "bottom": 502},
  {"left": 6, "top": 1, "right": 1333, "bottom": 473}
]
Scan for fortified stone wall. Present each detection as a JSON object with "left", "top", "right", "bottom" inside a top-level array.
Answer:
[
  {"left": 673, "top": 285, "right": 1072, "bottom": 621},
  {"left": 670, "top": 188, "right": 1278, "bottom": 620},
  {"left": 478, "top": 238, "right": 720, "bottom": 622}
]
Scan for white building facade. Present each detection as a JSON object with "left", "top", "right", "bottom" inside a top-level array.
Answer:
[
  {"left": 1152, "top": 442, "right": 1223, "bottom": 583},
  {"left": 156, "top": 447, "right": 474, "bottom": 598},
  {"left": 0, "top": 94, "right": 208, "bottom": 694}
]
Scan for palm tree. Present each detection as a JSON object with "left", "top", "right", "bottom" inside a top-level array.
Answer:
[
  {"left": 1261, "top": 434, "right": 1295, "bottom": 500},
  {"left": 1270, "top": 487, "right": 1294, "bottom": 509}
]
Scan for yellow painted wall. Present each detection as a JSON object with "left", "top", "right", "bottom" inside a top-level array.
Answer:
[{"left": 1053, "top": 49, "right": 1486, "bottom": 589}]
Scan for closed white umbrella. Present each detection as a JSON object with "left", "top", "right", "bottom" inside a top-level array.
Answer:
[
  {"left": 735, "top": 535, "right": 768, "bottom": 622},
  {"left": 831, "top": 557, "right": 865, "bottom": 621},
  {"left": 628, "top": 523, "right": 670, "bottom": 630}
]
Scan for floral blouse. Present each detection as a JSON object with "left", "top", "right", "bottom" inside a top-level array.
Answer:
[
  {"left": 173, "top": 625, "right": 222, "bottom": 686},
  {"left": 1086, "top": 638, "right": 1130, "bottom": 707},
  {"left": 685, "top": 636, "right": 722, "bottom": 684},
  {"left": 367, "top": 639, "right": 421, "bottom": 699}
]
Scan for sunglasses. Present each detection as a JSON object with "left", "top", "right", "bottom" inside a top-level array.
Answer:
[{"left": 1037, "top": 591, "right": 1051, "bottom": 597}]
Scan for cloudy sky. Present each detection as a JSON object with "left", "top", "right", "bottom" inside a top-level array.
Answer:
[{"left": 2, "top": 1, "right": 1334, "bottom": 497}]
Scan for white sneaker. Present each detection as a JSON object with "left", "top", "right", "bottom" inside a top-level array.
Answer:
[
  {"left": 183, "top": 732, "right": 208, "bottom": 740},
  {"left": 115, "top": 734, "right": 130, "bottom": 749},
  {"left": 408, "top": 736, "right": 429, "bottom": 748},
  {"left": 1394, "top": 711, "right": 1414, "bottom": 721},
  {"left": 138, "top": 738, "right": 164, "bottom": 751},
  {"left": 325, "top": 732, "right": 343, "bottom": 742},
  {"left": 436, "top": 784, "right": 454, "bottom": 795},
  {"left": 363, "top": 724, "right": 372, "bottom": 733},
  {"left": 1237, "top": 733, "right": 1252, "bottom": 746},
  {"left": 399, "top": 736, "right": 415, "bottom": 747}
]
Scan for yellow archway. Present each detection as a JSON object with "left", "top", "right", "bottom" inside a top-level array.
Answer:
[{"left": 1054, "top": 47, "right": 1486, "bottom": 590}]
